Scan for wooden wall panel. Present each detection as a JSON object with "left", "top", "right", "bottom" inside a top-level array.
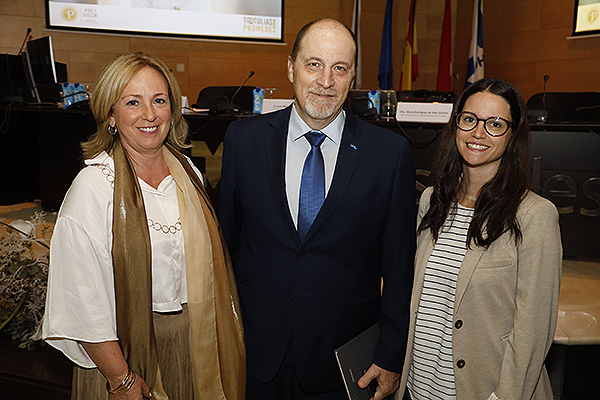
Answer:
[
  {"left": 0, "top": 0, "right": 449, "bottom": 101},
  {"left": 4, "top": 1, "right": 596, "bottom": 106},
  {"left": 457, "top": 0, "right": 600, "bottom": 101}
]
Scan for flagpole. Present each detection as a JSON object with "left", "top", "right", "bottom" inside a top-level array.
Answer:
[
  {"left": 352, "top": 0, "right": 362, "bottom": 89},
  {"left": 436, "top": 0, "right": 452, "bottom": 91}
]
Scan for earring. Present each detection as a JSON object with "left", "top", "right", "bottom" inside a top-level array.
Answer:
[
  {"left": 108, "top": 125, "right": 118, "bottom": 136},
  {"left": 170, "top": 121, "right": 174, "bottom": 131}
]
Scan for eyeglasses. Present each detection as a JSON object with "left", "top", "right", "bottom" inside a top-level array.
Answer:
[{"left": 455, "top": 112, "right": 513, "bottom": 137}]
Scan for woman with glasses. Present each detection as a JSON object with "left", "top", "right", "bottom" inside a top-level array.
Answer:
[{"left": 398, "top": 78, "right": 562, "bottom": 400}]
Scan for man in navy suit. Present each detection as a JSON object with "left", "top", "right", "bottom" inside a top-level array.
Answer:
[{"left": 219, "top": 19, "right": 415, "bottom": 400}]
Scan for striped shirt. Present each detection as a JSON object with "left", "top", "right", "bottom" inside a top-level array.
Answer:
[{"left": 407, "top": 203, "right": 474, "bottom": 399}]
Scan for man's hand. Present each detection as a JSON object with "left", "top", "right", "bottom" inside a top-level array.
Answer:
[{"left": 357, "top": 363, "right": 400, "bottom": 400}]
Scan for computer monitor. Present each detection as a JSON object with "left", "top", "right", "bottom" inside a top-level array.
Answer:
[
  {"left": 22, "top": 36, "right": 61, "bottom": 103},
  {"left": 0, "top": 54, "right": 36, "bottom": 105}
]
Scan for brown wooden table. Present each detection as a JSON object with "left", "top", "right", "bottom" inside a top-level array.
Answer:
[{"left": 0, "top": 336, "right": 72, "bottom": 399}]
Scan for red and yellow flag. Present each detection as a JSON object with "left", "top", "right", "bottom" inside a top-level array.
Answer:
[
  {"left": 400, "top": 0, "right": 418, "bottom": 91},
  {"left": 437, "top": 0, "right": 452, "bottom": 91}
]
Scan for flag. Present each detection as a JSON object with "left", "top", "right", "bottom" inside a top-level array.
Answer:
[
  {"left": 465, "top": 0, "right": 484, "bottom": 87},
  {"left": 436, "top": 0, "right": 452, "bottom": 91},
  {"left": 352, "top": 0, "right": 362, "bottom": 89},
  {"left": 400, "top": 0, "right": 418, "bottom": 91},
  {"left": 378, "top": 0, "right": 394, "bottom": 90}
]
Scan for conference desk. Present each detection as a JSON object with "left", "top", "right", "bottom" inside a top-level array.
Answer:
[
  {"left": 1, "top": 106, "right": 599, "bottom": 398},
  {"left": 1, "top": 105, "right": 599, "bottom": 259}
]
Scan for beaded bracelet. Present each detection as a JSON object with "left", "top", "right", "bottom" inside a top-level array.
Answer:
[{"left": 107, "top": 368, "right": 136, "bottom": 395}]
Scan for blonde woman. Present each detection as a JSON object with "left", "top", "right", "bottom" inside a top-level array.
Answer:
[{"left": 42, "top": 52, "right": 245, "bottom": 400}]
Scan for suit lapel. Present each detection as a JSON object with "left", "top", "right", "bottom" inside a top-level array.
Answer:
[
  {"left": 455, "top": 245, "right": 484, "bottom": 311},
  {"left": 264, "top": 107, "right": 298, "bottom": 238},
  {"left": 302, "top": 111, "right": 362, "bottom": 243},
  {"left": 417, "top": 191, "right": 484, "bottom": 315}
]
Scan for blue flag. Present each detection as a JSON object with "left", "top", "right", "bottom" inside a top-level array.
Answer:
[
  {"left": 465, "top": 0, "right": 484, "bottom": 87},
  {"left": 378, "top": 0, "right": 394, "bottom": 90}
]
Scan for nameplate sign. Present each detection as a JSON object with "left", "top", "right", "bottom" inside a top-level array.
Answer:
[
  {"left": 261, "top": 98, "right": 294, "bottom": 114},
  {"left": 396, "top": 102, "right": 453, "bottom": 123}
]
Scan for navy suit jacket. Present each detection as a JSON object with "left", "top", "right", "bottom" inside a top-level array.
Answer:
[{"left": 219, "top": 106, "right": 416, "bottom": 393}]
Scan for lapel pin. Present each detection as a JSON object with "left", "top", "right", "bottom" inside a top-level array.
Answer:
[{"left": 350, "top": 144, "right": 358, "bottom": 150}]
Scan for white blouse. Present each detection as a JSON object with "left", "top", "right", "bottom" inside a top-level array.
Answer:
[{"left": 41, "top": 151, "right": 202, "bottom": 368}]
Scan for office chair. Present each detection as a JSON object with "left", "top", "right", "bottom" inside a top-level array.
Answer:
[
  {"left": 192, "top": 85, "right": 255, "bottom": 114},
  {"left": 527, "top": 92, "right": 600, "bottom": 124}
]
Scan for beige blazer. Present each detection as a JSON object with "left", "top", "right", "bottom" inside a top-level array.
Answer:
[{"left": 398, "top": 187, "right": 562, "bottom": 400}]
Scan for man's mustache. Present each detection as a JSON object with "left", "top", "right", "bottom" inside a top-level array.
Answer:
[{"left": 308, "top": 88, "right": 338, "bottom": 98}]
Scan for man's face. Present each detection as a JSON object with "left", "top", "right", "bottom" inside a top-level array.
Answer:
[{"left": 287, "top": 21, "right": 356, "bottom": 130}]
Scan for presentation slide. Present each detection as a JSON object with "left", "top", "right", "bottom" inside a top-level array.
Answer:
[
  {"left": 46, "top": 0, "right": 283, "bottom": 41},
  {"left": 574, "top": 0, "right": 600, "bottom": 35}
]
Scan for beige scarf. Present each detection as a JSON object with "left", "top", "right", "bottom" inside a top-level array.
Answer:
[{"left": 111, "top": 140, "right": 246, "bottom": 399}]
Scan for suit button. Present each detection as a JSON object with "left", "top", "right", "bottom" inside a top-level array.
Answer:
[
  {"left": 288, "top": 291, "right": 295, "bottom": 299},
  {"left": 297, "top": 250, "right": 306, "bottom": 258},
  {"left": 454, "top": 319, "right": 463, "bottom": 329},
  {"left": 456, "top": 359, "right": 465, "bottom": 369}
]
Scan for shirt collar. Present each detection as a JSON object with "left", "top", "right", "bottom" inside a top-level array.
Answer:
[{"left": 289, "top": 103, "right": 345, "bottom": 144}]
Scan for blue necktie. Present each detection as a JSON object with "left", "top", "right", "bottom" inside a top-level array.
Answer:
[{"left": 298, "top": 131, "right": 326, "bottom": 241}]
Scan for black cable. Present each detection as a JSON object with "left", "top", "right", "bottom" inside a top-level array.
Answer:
[
  {"left": 57, "top": 90, "right": 89, "bottom": 101},
  {"left": 0, "top": 105, "right": 13, "bottom": 135}
]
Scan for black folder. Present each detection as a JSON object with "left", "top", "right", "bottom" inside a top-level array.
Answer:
[{"left": 334, "top": 324, "right": 380, "bottom": 400}]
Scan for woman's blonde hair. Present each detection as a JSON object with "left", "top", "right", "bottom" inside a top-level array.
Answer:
[{"left": 82, "top": 52, "right": 189, "bottom": 158}]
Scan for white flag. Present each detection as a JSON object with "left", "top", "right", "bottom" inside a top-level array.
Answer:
[{"left": 465, "top": 0, "right": 484, "bottom": 87}]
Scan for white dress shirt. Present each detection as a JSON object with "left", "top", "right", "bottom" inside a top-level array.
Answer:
[{"left": 285, "top": 103, "right": 345, "bottom": 228}]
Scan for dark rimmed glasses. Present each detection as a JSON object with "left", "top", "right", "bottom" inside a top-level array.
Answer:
[{"left": 455, "top": 112, "right": 513, "bottom": 137}]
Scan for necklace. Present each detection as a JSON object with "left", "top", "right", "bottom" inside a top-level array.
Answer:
[{"left": 148, "top": 218, "right": 182, "bottom": 235}]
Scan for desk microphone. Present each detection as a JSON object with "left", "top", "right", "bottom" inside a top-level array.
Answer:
[
  {"left": 528, "top": 74, "right": 549, "bottom": 124},
  {"left": 211, "top": 70, "right": 255, "bottom": 114},
  {"left": 18, "top": 27, "right": 32, "bottom": 55},
  {"left": 542, "top": 74, "right": 549, "bottom": 112},
  {"left": 231, "top": 70, "right": 255, "bottom": 105}
]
